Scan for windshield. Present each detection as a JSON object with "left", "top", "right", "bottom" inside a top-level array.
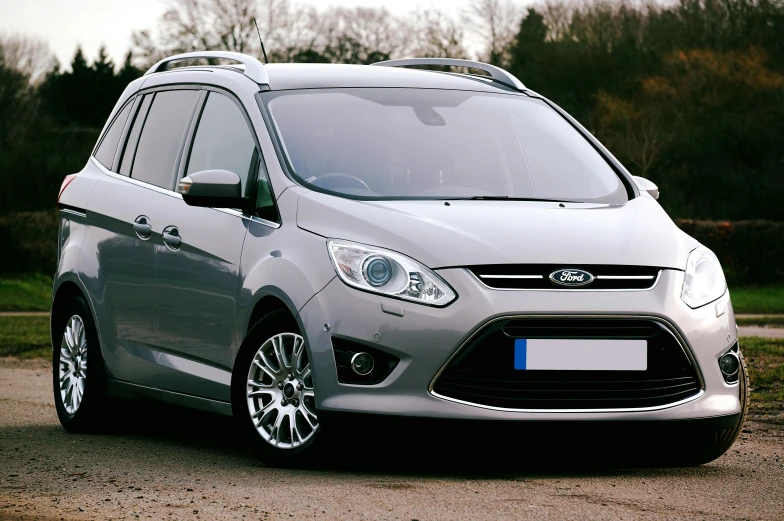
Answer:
[{"left": 263, "top": 88, "right": 627, "bottom": 203}]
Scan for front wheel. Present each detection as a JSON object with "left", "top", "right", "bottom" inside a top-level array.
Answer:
[
  {"left": 232, "top": 309, "right": 323, "bottom": 467},
  {"left": 667, "top": 349, "right": 750, "bottom": 466}
]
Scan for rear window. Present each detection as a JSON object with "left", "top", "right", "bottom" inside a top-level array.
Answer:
[
  {"left": 264, "top": 88, "right": 626, "bottom": 203},
  {"left": 130, "top": 90, "right": 199, "bottom": 189}
]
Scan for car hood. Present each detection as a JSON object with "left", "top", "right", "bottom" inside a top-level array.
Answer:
[{"left": 296, "top": 191, "right": 696, "bottom": 270}]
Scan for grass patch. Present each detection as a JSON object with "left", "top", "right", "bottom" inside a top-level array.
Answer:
[
  {"left": 731, "top": 286, "right": 784, "bottom": 314},
  {"left": 0, "top": 316, "right": 51, "bottom": 359},
  {"left": 742, "top": 337, "right": 784, "bottom": 407},
  {"left": 0, "top": 274, "right": 52, "bottom": 312}
]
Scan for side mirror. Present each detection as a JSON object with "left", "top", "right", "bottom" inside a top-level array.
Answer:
[
  {"left": 177, "top": 170, "right": 248, "bottom": 210},
  {"left": 632, "top": 175, "right": 659, "bottom": 200}
]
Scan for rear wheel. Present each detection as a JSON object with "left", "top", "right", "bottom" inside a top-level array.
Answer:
[
  {"left": 52, "top": 295, "right": 109, "bottom": 432},
  {"left": 232, "top": 309, "right": 323, "bottom": 467}
]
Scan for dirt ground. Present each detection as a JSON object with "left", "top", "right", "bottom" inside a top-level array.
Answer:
[{"left": 1, "top": 357, "right": 783, "bottom": 521}]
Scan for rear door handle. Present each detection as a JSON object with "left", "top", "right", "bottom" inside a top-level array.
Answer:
[
  {"left": 133, "top": 215, "right": 152, "bottom": 239},
  {"left": 162, "top": 226, "right": 182, "bottom": 250}
]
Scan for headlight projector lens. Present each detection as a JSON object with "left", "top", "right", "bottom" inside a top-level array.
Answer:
[
  {"left": 363, "top": 256, "right": 393, "bottom": 286},
  {"left": 351, "top": 352, "right": 375, "bottom": 376}
]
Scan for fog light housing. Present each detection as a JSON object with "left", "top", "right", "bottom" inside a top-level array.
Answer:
[
  {"left": 351, "top": 352, "right": 375, "bottom": 376},
  {"left": 718, "top": 343, "right": 740, "bottom": 384},
  {"left": 332, "top": 338, "right": 399, "bottom": 385}
]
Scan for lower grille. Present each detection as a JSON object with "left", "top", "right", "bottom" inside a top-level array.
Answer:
[{"left": 431, "top": 317, "right": 701, "bottom": 410}]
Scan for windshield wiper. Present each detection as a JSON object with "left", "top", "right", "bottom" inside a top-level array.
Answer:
[{"left": 457, "top": 196, "right": 577, "bottom": 203}]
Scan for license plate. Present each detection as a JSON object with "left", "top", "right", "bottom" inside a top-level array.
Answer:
[{"left": 514, "top": 339, "right": 647, "bottom": 371}]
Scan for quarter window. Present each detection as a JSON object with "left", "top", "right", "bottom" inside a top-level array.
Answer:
[
  {"left": 94, "top": 101, "right": 133, "bottom": 170},
  {"left": 119, "top": 94, "right": 152, "bottom": 177},
  {"left": 131, "top": 90, "right": 199, "bottom": 189}
]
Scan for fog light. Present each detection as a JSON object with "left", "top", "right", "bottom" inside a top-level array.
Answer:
[
  {"left": 351, "top": 352, "right": 374, "bottom": 376},
  {"left": 719, "top": 352, "right": 739, "bottom": 376}
]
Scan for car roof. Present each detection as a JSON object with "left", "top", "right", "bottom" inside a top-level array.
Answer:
[{"left": 259, "top": 63, "right": 522, "bottom": 94}]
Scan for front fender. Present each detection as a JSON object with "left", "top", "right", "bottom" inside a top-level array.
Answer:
[{"left": 236, "top": 218, "right": 336, "bottom": 359}]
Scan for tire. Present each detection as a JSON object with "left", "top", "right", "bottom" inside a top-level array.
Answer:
[
  {"left": 231, "top": 309, "right": 324, "bottom": 468},
  {"left": 52, "top": 295, "right": 109, "bottom": 433},
  {"left": 667, "top": 349, "right": 750, "bottom": 466}
]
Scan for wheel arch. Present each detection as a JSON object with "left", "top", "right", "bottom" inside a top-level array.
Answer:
[
  {"left": 246, "top": 291, "right": 296, "bottom": 334},
  {"left": 51, "top": 279, "right": 89, "bottom": 349}
]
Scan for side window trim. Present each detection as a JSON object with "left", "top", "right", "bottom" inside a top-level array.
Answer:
[
  {"left": 121, "top": 94, "right": 154, "bottom": 177},
  {"left": 175, "top": 90, "right": 209, "bottom": 184},
  {"left": 180, "top": 86, "right": 280, "bottom": 224},
  {"left": 169, "top": 90, "right": 207, "bottom": 191}
]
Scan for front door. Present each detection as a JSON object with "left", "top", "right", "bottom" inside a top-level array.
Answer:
[{"left": 154, "top": 90, "right": 263, "bottom": 401}]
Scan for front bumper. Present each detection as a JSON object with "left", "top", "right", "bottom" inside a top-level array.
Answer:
[{"left": 298, "top": 268, "right": 740, "bottom": 421}]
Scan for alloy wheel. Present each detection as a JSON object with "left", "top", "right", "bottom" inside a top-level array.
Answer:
[
  {"left": 59, "top": 315, "right": 88, "bottom": 414},
  {"left": 246, "top": 333, "right": 318, "bottom": 449}
]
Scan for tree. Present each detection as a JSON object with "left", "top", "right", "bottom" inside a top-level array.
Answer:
[
  {"left": 462, "top": 0, "right": 522, "bottom": 66},
  {"left": 131, "top": 0, "right": 321, "bottom": 65},
  {"left": 130, "top": 0, "right": 465, "bottom": 66},
  {"left": 406, "top": 9, "right": 468, "bottom": 59},
  {"left": 0, "top": 33, "right": 52, "bottom": 83}
]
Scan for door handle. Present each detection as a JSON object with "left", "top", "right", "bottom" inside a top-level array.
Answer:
[
  {"left": 133, "top": 216, "right": 152, "bottom": 239},
  {"left": 162, "top": 227, "right": 182, "bottom": 249}
]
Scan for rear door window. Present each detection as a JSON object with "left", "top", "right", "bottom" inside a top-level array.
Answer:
[
  {"left": 94, "top": 101, "right": 133, "bottom": 170},
  {"left": 131, "top": 90, "right": 200, "bottom": 189}
]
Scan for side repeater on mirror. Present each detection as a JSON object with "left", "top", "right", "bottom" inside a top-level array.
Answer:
[{"left": 177, "top": 169, "right": 249, "bottom": 211}]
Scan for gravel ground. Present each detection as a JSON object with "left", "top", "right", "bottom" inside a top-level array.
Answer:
[{"left": 1, "top": 358, "right": 783, "bottom": 521}]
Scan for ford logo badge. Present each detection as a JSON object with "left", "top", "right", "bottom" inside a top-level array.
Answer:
[{"left": 549, "top": 268, "right": 595, "bottom": 287}]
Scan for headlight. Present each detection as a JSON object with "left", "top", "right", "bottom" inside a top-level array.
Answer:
[
  {"left": 681, "top": 246, "right": 727, "bottom": 308},
  {"left": 327, "top": 239, "right": 456, "bottom": 306}
]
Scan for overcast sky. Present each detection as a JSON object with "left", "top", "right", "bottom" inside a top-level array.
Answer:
[{"left": 0, "top": 0, "right": 470, "bottom": 68}]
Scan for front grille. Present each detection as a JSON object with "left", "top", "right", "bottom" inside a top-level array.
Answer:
[
  {"left": 432, "top": 317, "right": 701, "bottom": 410},
  {"left": 468, "top": 265, "right": 662, "bottom": 290}
]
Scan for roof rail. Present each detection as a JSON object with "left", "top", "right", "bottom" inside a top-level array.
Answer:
[
  {"left": 145, "top": 51, "right": 269, "bottom": 85},
  {"left": 372, "top": 58, "right": 525, "bottom": 90}
]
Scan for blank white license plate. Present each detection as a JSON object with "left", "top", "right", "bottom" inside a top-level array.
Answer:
[{"left": 514, "top": 339, "right": 647, "bottom": 371}]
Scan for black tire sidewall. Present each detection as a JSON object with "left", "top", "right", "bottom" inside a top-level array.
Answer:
[
  {"left": 669, "top": 348, "right": 750, "bottom": 466},
  {"left": 52, "top": 295, "right": 107, "bottom": 432},
  {"left": 231, "top": 309, "right": 324, "bottom": 467}
]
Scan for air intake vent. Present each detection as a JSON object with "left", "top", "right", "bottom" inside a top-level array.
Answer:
[
  {"left": 468, "top": 265, "right": 662, "bottom": 290},
  {"left": 431, "top": 317, "right": 701, "bottom": 410}
]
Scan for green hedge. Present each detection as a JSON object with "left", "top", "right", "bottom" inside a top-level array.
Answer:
[
  {"left": 0, "top": 211, "right": 58, "bottom": 276},
  {"left": 0, "top": 212, "right": 781, "bottom": 286},
  {"left": 675, "top": 220, "right": 784, "bottom": 286}
]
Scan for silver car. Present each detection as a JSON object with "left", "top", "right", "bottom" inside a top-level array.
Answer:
[{"left": 52, "top": 52, "right": 747, "bottom": 467}]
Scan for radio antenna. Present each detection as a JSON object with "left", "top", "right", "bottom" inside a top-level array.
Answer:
[{"left": 252, "top": 18, "right": 269, "bottom": 64}]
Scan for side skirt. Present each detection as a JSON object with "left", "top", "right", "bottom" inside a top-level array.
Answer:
[{"left": 106, "top": 379, "right": 233, "bottom": 416}]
